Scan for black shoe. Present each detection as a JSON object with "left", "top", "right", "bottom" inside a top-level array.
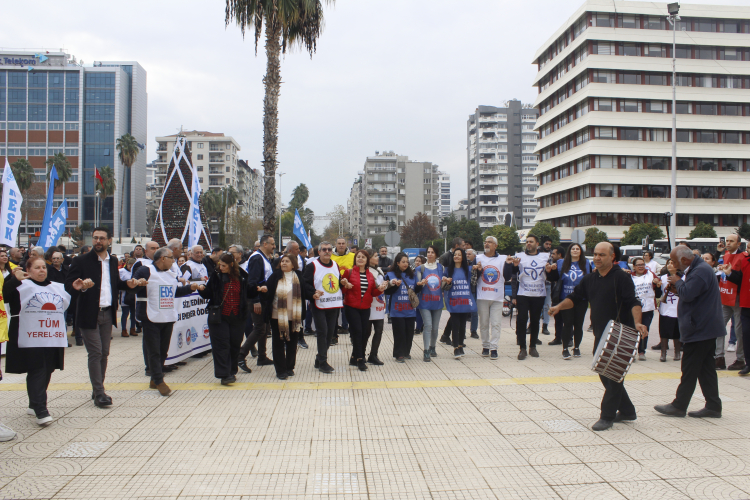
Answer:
[
  {"left": 490, "top": 350, "right": 498, "bottom": 360},
  {"left": 319, "top": 362, "right": 334, "bottom": 374},
  {"left": 358, "top": 359, "right": 368, "bottom": 371},
  {"left": 396, "top": 357, "right": 406, "bottom": 363},
  {"left": 529, "top": 347, "right": 539, "bottom": 358},
  {"left": 75, "top": 339, "right": 84, "bottom": 346},
  {"left": 257, "top": 357, "right": 274, "bottom": 366},
  {"left": 481, "top": 348, "right": 490, "bottom": 357},
  {"left": 238, "top": 360, "right": 252, "bottom": 373},
  {"left": 314, "top": 359, "right": 320, "bottom": 368},
  {"left": 349, "top": 357, "right": 357, "bottom": 366},
  {"left": 286, "top": 370, "right": 295, "bottom": 377},
  {"left": 339, "top": 328, "right": 349, "bottom": 335},
  {"left": 518, "top": 349, "right": 527, "bottom": 360},
  {"left": 592, "top": 419, "right": 613, "bottom": 431},
  {"left": 567, "top": 340, "right": 574, "bottom": 348},
  {"left": 405, "top": 354, "right": 411, "bottom": 360},
  {"left": 535, "top": 339, "right": 542, "bottom": 345},
  {"left": 135, "top": 326, "right": 142, "bottom": 333},
  {"left": 687, "top": 407, "right": 721, "bottom": 418},
  {"left": 651, "top": 344, "right": 661, "bottom": 351},
  {"left": 614, "top": 412, "right": 637, "bottom": 422},
  {"left": 250, "top": 346, "right": 258, "bottom": 358},
  {"left": 573, "top": 348, "right": 581, "bottom": 358},
  {"left": 439, "top": 335, "right": 451, "bottom": 345},
  {"left": 145, "top": 370, "right": 151, "bottom": 377},
  {"left": 94, "top": 394, "right": 112, "bottom": 408},
  {"left": 221, "top": 377, "right": 235, "bottom": 385},
  {"left": 298, "top": 338, "right": 309, "bottom": 349},
  {"left": 163, "top": 365, "right": 176, "bottom": 373},
  {"left": 330, "top": 337, "right": 338, "bottom": 346},
  {"left": 740, "top": 366, "right": 750, "bottom": 376},
  {"left": 415, "top": 329, "right": 422, "bottom": 335},
  {"left": 304, "top": 329, "right": 315, "bottom": 335},
  {"left": 654, "top": 404, "right": 686, "bottom": 417},
  {"left": 423, "top": 350, "right": 431, "bottom": 362},
  {"left": 541, "top": 325, "right": 551, "bottom": 335},
  {"left": 367, "top": 356, "right": 384, "bottom": 365},
  {"left": 176, "top": 361, "right": 187, "bottom": 366},
  {"left": 470, "top": 331, "right": 479, "bottom": 339},
  {"left": 562, "top": 349, "right": 571, "bottom": 360},
  {"left": 276, "top": 373, "right": 288, "bottom": 380},
  {"left": 91, "top": 392, "right": 112, "bottom": 404},
  {"left": 549, "top": 339, "right": 562, "bottom": 346},
  {"left": 429, "top": 347, "right": 437, "bottom": 357}
]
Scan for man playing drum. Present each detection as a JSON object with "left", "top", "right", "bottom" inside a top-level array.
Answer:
[{"left": 549, "top": 242, "right": 649, "bottom": 431}]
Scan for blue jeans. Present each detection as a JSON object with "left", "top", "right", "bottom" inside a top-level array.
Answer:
[
  {"left": 470, "top": 310, "right": 478, "bottom": 333},
  {"left": 542, "top": 282, "right": 552, "bottom": 325},
  {"left": 419, "top": 309, "right": 442, "bottom": 350},
  {"left": 729, "top": 320, "right": 736, "bottom": 344},
  {"left": 120, "top": 305, "right": 135, "bottom": 330}
]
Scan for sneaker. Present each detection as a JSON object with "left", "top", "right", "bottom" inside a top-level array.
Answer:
[
  {"left": 423, "top": 350, "right": 431, "bottom": 362},
  {"left": 330, "top": 336, "right": 339, "bottom": 346},
  {"left": 257, "top": 358, "right": 274, "bottom": 366},
  {"left": 535, "top": 339, "right": 542, "bottom": 345},
  {"left": 567, "top": 340, "right": 574, "bottom": 348},
  {"left": 319, "top": 362, "right": 335, "bottom": 374},
  {"left": 36, "top": 411, "right": 53, "bottom": 426},
  {"left": 638, "top": 353, "right": 646, "bottom": 361},
  {"left": 573, "top": 348, "right": 581, "bottom": 358},
  {"left": 548, "top": 339, "right": 562, "bottom": 346},
  {"left": 26, "top": 408, "right": 36, "bottom": 416},
  {"left": 0, "top": 421, "right": 16, "bottom": 442},
  {"left": 541, "top": 325, "right": 551, "bottom": 335},
  {"left": 439, "top": 335, "right": 451, "bottom": 345},
  {"left": 529, "top": 347, "right": 539, "bottom": 358},
  {"left": 287, "top": 370, "right": 295, "bottom": 377},
  {"left": 453, "top": 348, "right": 463, "bottom": 359},
  {"left": 470, "top": 331, "right": 479, "bottom": 339},
  {"left": 396, "top": 357, "right": 406, "bottom": 363},
  {"left": 460, "top": 347, "right": 466, "bottom": 357},
  {"left": 298, "top": 338, "right": 308, "bottom": 349},
  {"left": 562, "top": 349, "right": 571, "bottom": 360},
  {"left": 518, "top": 349, "right": 527, "bottom": 360},
  {"left": 429, "top": 347, "right": 437, "bottom": 357},
  {"left": 727, "top": 343, "right": 736, "bottom": 352},
  {"left": 592, "top": 419, "right": 613, "bottom": 431},
  {"left": 490, "top": 350, "right": 498, "bottom": 360},
  {"left": 358, "top": 359, "right": 368, "bottom": 371},
  {"left": 481, "top": 348, "right": 490, "bottom": 357},
  {"left": 238, "top": 360, "right": 252, "bottom": 373}
]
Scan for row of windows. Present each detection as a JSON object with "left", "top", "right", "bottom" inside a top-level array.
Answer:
[
  {"left": 541, "top": 213, "right": 747, "bottom": 229},
  {"left": 540, "top": 184, "right": 747, "bottom": 209},
  {"left": 592, "top": 42, "right": 749, "bottom": 61},
  {"left": 0, "top": 71, "right": 79, "bottom": 88},
  {"left": 0, "top": 89, "right": 79, "bottom": 104},
  {"left": 0, "top": 104, "right": 79, "bottom": 122},
  {"left": 0, "top": 148, "right": 78, "bottom": 157},
  {"left": 591, "top": 13, "right": 749, "bottom": 33},
  {"left": 539, "top": 156, "right": 749, "bottom": 185},
  {"left": 0, "top": 122, "right": 78, "bottom": 130}
]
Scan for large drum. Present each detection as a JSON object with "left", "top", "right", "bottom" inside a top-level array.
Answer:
[{"left": 591, "top": 320, "right": 641, "bottom": 383}]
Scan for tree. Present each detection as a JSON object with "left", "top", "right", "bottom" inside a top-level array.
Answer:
[
  {"left": 528, "top": 221, "right": 560, "bottom": 247},
  {"left": 116, "top": 133, "right": 140, "bottom": 243},
  {"left": 286, "top": 183, "right": 314, "bottom": 236},
  {"left": 321, "top": 204, "right": 349, "bottom": 243},
  {"left": 45, "top": 152, "right": 72, "bottom": 189},
  {"left": 483, "top": 225, "right": 522, "bottom": 254},
  {"left": 226, "top": 0, "right": 334, "bottom": 233},
  {"left": 227, "top": 211, "right": 264, "bottom": 247},
  {"left": 737, "top": 223, "right": 750, "bottom": 242},
  {"left": 689, "top": 221, "right": 717, "bottom": 239},
  {"left": 95, "top": 165, "right": 116, "bottom": 224},
  {"left": 583, "top": 227, "right": 609, "bottom": 250},
  {"left": 444, "top": 214, "right": 483, "bottom": 248},
  {"left": 400, "top": 212, "right": 439, "bottom": 248},
  {"left": 219, "top": 186, "right": 239, "bottom": 248},
  {"left": 621, "top": 223, "right": 665, "bottom": 246},
  {"left": 369, "top": 234, "right": 386, "bottom": 251},
  {"left": 10, "top": 158, "right": 34, "bottom": 234}
]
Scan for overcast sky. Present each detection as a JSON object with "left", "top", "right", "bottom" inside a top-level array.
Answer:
[{"left": 6, "top": 0, "right": 746, "bottom": 232}]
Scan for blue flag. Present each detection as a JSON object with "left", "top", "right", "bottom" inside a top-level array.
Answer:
[
  {"left": 43, "top": 200, "right": 68, "bottom": 250},
  {"left": 293, "top": 209, "right": 312, "bottom": 250},
  {"left": 38, "top": 165, "right": 58, "bottom": 250}
]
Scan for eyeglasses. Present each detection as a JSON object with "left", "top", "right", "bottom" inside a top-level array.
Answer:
[{"left": 320, "top": 248, "right": 332, "bottom": 253}]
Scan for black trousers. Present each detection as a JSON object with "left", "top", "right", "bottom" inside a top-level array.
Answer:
[
  {"left": 392, "top": 317, "right": 415, "bottom": 358},
  {"left": 516, "top": 295, "right": 546, "bottom": 349},
  {"left": 312, "top": 307, "right": 339, "bottom": 362},
  {"left": 672, "top": 338, "right": 722, "bottom": 412},
  {"left": 142, "top": 319, "right": 173, "bottom": 385},
  {"left": 742, "top": 307, "right": 750, "bottom": 365},
  {"left": 26, "top": 361, "right": 55, "bottom": 416},
  {"left": 552, "top": 309, "right": 564, "bottom": 341},
  {"left": 450, "top": 312, "right": 470, "bottom": 348},
  {"left": 209, "top": 317, "right": 244, "bottom": 379},
  {"left": 593, "top": 332, "right": 636, "bottom": 420},
  {"left": 346, "top": 305, "right": 370, "bottom": 361},
  {"left": 271, "top": 319, "right": 298, "bottom": 375},
  {"left": 638, "top": 311, "right": 654, "bottom": 354},
  {"left": 561, "top": 300, "right": 588, "bottom": 349},
  {"left": 240, "top": 306, "right": 269, "bottom": 361},
  {"left": 366, "top": 319, "right": 384, "bottom": 358}
]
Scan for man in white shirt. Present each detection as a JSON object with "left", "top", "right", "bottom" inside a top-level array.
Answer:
[
  {"left": 474, "top": 236, "right": 512, "bottom": 360},
  {"left": 185, "top": 245, "right": 209, "bottom": 281}
]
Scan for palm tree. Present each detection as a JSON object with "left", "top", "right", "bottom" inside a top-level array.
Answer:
[
  {"left": 225, "top": 0, "right": 333, "bottom": 233},
  {"left": 45, "top": 152, "right": 72, "bottom": 189},
  {"left": 116, "top": 133, "right": 140, "bottom": 242},
  {"left": 219, "top": 186, "right": 239, "bottom": 248},
  {"left": 95, "top": 165, "right": 116, "bottom": 225},
  {"left": 10, "top": 158, "right": 35, "bottom": 235}
]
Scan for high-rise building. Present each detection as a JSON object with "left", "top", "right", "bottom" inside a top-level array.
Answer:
[
  {"left": 438, "top": 173, "right": 451, "bottom": 219},
  {"left": 347, "top": 175, "right": 363, "bottom": 240},
  {"left": 355, "top": 151, "right": 442, "bottom": 238},
  {"left": 532, "top": 0, "right": 750, "bottom": 240},
  {"left": 0, "top": 50, "right": 147, "bottom": 238},
  {"left": 467, "top": 100, "right": 539, "bottom": 230},
  {"left": 237, "top": 159, "right": 264, "bottom": 219}
]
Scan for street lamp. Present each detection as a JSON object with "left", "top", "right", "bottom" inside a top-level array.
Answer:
[
  {"left": 278, "top": 171, "right": 285, "bottom": 251},
  {"left": 667, "top": 2, "right": 680, "bottom": 250}
]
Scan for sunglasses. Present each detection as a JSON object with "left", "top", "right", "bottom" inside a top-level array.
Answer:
[{"left": 320, "top": 248, "right": 332, "bottom": 253}]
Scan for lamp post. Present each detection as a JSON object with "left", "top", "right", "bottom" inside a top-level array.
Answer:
[
  {"left": 278, "top": 171, "right": 285, "bottom": 252},
  {"left": 667, "top": 2, "right": 680, "bottom": 250}
]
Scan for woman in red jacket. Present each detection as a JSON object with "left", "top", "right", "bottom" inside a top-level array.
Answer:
[{"left": 341, "top": 250, "right": 388, "bottom": 371}]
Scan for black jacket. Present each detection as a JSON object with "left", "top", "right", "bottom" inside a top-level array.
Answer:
[
  {"left": 378, "top": 255, "right": 392, "bottom": 271},
  {"left": 202, "top": 255, "right": 217, "bottom": 278},
  {"left": 198, "top": 268, "right": 251, "bottom": 320},
  {"left": 131, "top": 265, "right": 194, "bottom": 323},
  {"left": 673, "top": 255, "right": 726, "bottom": 343},
  {"left": 246, "top": 252, "right": 274, "bottom": 305},
  {"left": 261, "top": 269, "right": 309, "bottom": 322},
  {"left": 65, "top": 251, "right": 132, "bottom": 329},
  {"left": 47, "top": 264, "right": 68, "bottom": 284}
]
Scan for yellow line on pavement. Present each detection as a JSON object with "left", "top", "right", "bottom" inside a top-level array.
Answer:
[{"left": 0, "top": 371, "right": 738, "bottom": 392}]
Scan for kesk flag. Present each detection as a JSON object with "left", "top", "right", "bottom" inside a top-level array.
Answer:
[
  {"left": 293, "top": 209, "right": 312, "bottom": 250},
  {"left": 38, "top": 165, "right": 58, "bottom": 250},
  {"left": 0, "top": 159, "right": 24, "bottom": 247},
  {"left": 43, "top": 200, "right": 68, "bottom": 249},
  {"left": 188, "top": 166, "right": 203, "bottom": 248}
]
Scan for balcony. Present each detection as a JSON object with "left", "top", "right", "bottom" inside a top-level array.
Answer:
[
  {"left": 209, "top": 168, "right": 223, "bottom": 175},
  {"left": 367, "top": 165, "right": 396, "bottom": 172},
  {"left": 209, "top": 156, "right": 224, "bottom": 163},
  {"left": 479, "top": 190, "right": 498, "bottom": 195}
]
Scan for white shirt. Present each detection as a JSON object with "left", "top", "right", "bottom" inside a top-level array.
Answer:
[
  {"left": 645, "top": 260, "right": 658, "bottom": 275},
  {"left": 99, "top": 253, "right": 112, "bottom": 307},
  {"left": 297, "top": 255, "right": 304, "bottom": 272}
]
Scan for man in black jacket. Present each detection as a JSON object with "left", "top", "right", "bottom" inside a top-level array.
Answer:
[
  {"left": 377, "top": 246, "right": 392, "bottom": 271},
  {"left": 239, "top": 235, "right": 275, "bottom": 370},
  {"left": 65, "top": 227, "right": 139, "bottom": 407},
  {"left": 202, "top": 247, "right": 223, "bottom": 277},
  {"left": 47, "top": 251, "right": 68, "bottom": 284}
]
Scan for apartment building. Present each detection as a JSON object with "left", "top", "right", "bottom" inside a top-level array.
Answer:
[
  {"left": 353, "top": 151, "right": 442, "bottom": 238},
  {"left": 532, "top": 0, "right": 750, "bottom": 240},
  {"left": 237, "top": 159, "right": 264, "bottom": 219},
  {"left": 347, "top": 175, "right": 363, "bottom": 239},
  {"left": 438, "top": 173, "right": 451, "bottom": 219},
  {"left": 467, "top": 100, "right": 539, "bottom": 230}
]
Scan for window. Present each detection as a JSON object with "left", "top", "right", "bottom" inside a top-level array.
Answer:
[
  {"left": 676, "top": 75, "right": 692, "bottom": 87},
  {"left": 675, "top": 45, "right": 691, "bottom": 59},
  {"left": 646, "top": 16, "right": 664, "bottom": 30},
  {"left": 622, "top": 129, "right": 641, "bottom": 141},
  {"left": 197, "top": 143, "right": 203, "bottom": 149},
  {"left": 645, "top": 101, "right": 665, "bottom": 113},
  {"left": 620, "top": 100, "right": 639, "bottom": 112},
  {"left": 66, "top": 104, "right": 79, "bottom": 121},
  {"left": 622, "top": 157, "right": 642, "bottom": 169},
  {"left": 721, "top": 187, "right": 741, "bottom": 199},
  {"left": 594, "top": 99, "right": 614, "bottom": 111},
  {"left": 8, "top": 72, "right": 27, "bottom": 87},
  {"left": 622, "top": 185, "right": 642, "bottom": 197},
  {"left": 646, "top": 185, "right": 667, "bottom": 197},
  {"left": 592, "top": 70, "right": 616, "bottom": 84},
  {"left": 621, "top": 72, "right": 640, "bottom": 85},
  {"left": 696, "top": 47, "right": 716, "bottom": 60},
  {"left": 678, "top": 159, "right": 691, "bottom": 170},
  {"left": 598, "top": 213, "right": 617, "bottom": 225},
  {"left": 696, "top": 76, "right": 716, "bottom": 88},
  {"left": 595, "top": 14, "right": 612, "bottom": 27},
  {"left": 724, "top": 214, "right": 740, "bottom": 226},
  {"left": 723, "top": 132, "right": 740, "bottom": 144},
  {"left": 621, "top": 43, "right": 640, "bottom": 56},
  {"left": 225, "top": 166, "right": 230, "bottom": 172},
  {"left": 676, "top": 130, "right": 691, "bottom": 142},
  {"left": 677, "top": 187, "right": 693, "bottom": 198},
  {"left": 84, "top": 73, "right": 115, "bottom": 88},
  {"left": 721, "top": 104, "right": 740, "bottom": 116},
  {"left": 698, "top": 187, "right": 718, "bottom": 199},
  {"left": 696, "top": 103, "right": 716, "bottom": 115},
  {"left": 720, "top": 48, "right": 739, "bottom": 61},
  {"left": 620, "top": 15, "right": 637, "bottom": 29},
  {"left": 676, "top": 103, "right": 691, "bottom": 114},
  {"left": 597, "top": 156, "right": 615, "bottom": 169},
  {"left": 226, "top": 155, "right": 230, "bottom": 161},
  {"left": 596, "top": 127, "right": 615, "bottom": 139},
  {"left": 65, "top": 123, "right": 80, "bottom": 130},
  {"left": 699, "top": 159, "right": 718, "bottom": 171},
  {"left": 645, "top": 74, "right": 666, "bottom": 85},
  {"left": 599, "top": 185, "right": 615, "bottom": 197},
  {"left": 697, "top": 131, "right": 717, "bottom": 143},
  {"left": 724, "top": 160, "right": 739, "bottom": 172},
  {"left": 197, "top": 154, "right": 203, "bottom": 160},
  {"left": 644, "top": 45, "right": 665, "bottom": 57},
  {"left": 197, "top": 165, "right": 203, "bottom": 171},
  {"left": 84, "top": 89, "right": 115, "bottom": 103},
  {"left": 695, "top": 19, "right": 716, "bottom": 32}
]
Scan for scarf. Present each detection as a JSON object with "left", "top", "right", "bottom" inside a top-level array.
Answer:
[{"left": 276, "top": 271, "right": 302, "bottom": 340}]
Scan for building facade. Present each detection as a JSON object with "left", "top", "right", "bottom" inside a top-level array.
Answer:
[
  {"left": 237, "top": 159, "right": 264, "bottom": 219},
  {"left": 467, "top": 100, "right": 539, "bottom": 230},
  {"left": 532, "top": 0, "right": 750, "bottom": 240},
  {"left": 356, "top": 151, "right": 442, "bottom": 238},
  {"left": 438, "top": 173, "right": 451, "bottom": 219},
  {"left": 0, "top": 50, "right": 147, "bottom": 238},
  {"left": 347, "top": 175, "right": 363, "bottom": 240}
]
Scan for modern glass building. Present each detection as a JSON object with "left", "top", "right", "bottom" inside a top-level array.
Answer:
[{"left": 0, "top": 50, "right": 147, "bottom": 239}]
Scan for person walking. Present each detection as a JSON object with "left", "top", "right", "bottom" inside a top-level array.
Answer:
[
  {"left": 717, "top": 235, "right": 745, "bottom": 371},
  {"left": 415, "top": 246, "right": 444, "bottom": 362},
  {"left": 366, "top": 252, "right": 387, "bottom": 365},
  {"left": 285, "top": 241, "right": 309, "bottom": 350},
  {"left": 385, "top": 252, "right": 422, "bottom": 363},
  {"left": 341, "top": 250, "right": 387, "bottom": 370},
  {"left": 657, "top": 258, "right": 682, "bottom": 362},
  {"left": 474, "top": 236, "right": 511, "bottom": 360},
  {"left": 239, "top": 235, "right": 275, "bottom": 370},
  {"left": 413, "top": 255, "right": 426, "bottom": 336},
  {"left": 331, "top": 238, "right": 355, "bottom": 338},
  {"left": 303, "top": 241, "right": 342, "bottom": 374},
  {"left": 466, "top": 248, "right": 480, "bottom": 339},
  {"left": 261, "top": 254, "right": 307, "bottom": 380},
  {"left": 199, "top": 253, "right": 252, "bottom": 384},
  {"left": 443, "top": 248, "right": 477, "bottom": 359},
  {"left": 119, "top": 258, "right": 137, "bottom": 337},
  {"left": 631, "top": 256, "right": 658, "bottom": 361},
  {"left": 721, "top": 250, "right": 750, "bottom": 376},
  {"left": 65, "top": 227, "right": 139, "bottom": 408},
  {"left": 546, "top": 246, "right": 566, "bottom": 346},
  {"left": 4, "top": 258, "right": 84, "bottom": 425},
  {"left": 554, "top": 243, "right": 591, "bottom": 359},
  {"left": 549, "top": 242, "right": 649, "bottom": 431},
  {"left": 655, "top": 245, "right": 725, "bottom": 417},
  {"left": 439, "top": 238, "right": 464, "bottom": 345}
]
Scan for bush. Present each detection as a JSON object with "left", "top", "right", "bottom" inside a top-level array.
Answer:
[
  {"left": 688, "top": 221, "right": 717, "bottom": 239},
  {"left": 621, "top": 223, "right": 665, "bottom": 246},
  {"left": 528, "top": 222, "right": 560, "bottom": 247},
  {"left": 583, "top": 227, "right": 609, "bottom": 250},
  {"left": 483, "top": 225, "right": 522, "bottom": 254}
]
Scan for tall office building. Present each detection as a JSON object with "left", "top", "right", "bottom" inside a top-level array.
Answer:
[
  {"left": 0, "top": 50, "right": 147, "bottom": 238},
  {"left": 532, "top": 0, "right": 750, "bottom": 240},
  {"left": 438, "top": 173, "right": 451, "bottom": 219},
  {"left": 467, "top": 100, "right": 539, "bottom": 230},
  {"left": 354, "top": 151, "right": 442, "bottom": 238}
]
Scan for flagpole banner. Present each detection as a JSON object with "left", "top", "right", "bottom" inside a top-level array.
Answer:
[
  {"left": 43, "top": 200, "right": 68, "bottom": 249},
  {"left": 164, "top": 292, "right": 211, "bottom": 364},
  {"left": 0, "top": 159, "right": 24, "bottom": 247},
  {"left": 188, "top": 161, "right": 203, "bottom": 249},
  {"left": 38, "top": 165, "right": 58, "bottom": 250},
  {"left": 293, "top": 209, "right": 313, "bottom": 250}
]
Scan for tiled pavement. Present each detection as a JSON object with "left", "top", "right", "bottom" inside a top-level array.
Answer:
[{"left": 1, "top": 314, "right": 749, "bottom": 500}]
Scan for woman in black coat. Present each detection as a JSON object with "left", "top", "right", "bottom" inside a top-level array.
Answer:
[
  {"left": 4, "top": 257, "right": 84, "bottom": 426},
  {"left": 198, "top": 254, "right": 252, "bottom": 385}
]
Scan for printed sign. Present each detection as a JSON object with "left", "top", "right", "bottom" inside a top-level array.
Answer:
[{"left": 165, "top": 292, "right": 211, "bottom": 364}]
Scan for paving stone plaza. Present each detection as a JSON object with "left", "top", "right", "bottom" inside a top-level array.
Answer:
[{"left": 1, "top": 316, "right": 749, "bottom": 500}]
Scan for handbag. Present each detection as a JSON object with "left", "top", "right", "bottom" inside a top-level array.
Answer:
[
  {"left": 407, "top": 288, "right": 420, "bottom": 309},
  {"left": 208, "top": 281, "right": 232, "bottom": 325}
]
